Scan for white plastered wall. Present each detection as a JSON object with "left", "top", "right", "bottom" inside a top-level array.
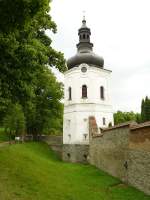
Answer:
[{"left": 63, "top": 64, "right": 114, "bottom": 144}]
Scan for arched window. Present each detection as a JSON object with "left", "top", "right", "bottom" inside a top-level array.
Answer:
[
  {"left": 83, "top": 34, "right": 85, "bottom": 39},
  {"left": 82, "top": 85, "right": 87, "bottom": 98},
  {"left": 68, "top": 87, "right": 72, "bottom": 100},
  {"left": 87, "top": 35, "right": 89, "bottom": 39},
  {"left": 100, "top": 86, "right": 104, "bottom": 100}
]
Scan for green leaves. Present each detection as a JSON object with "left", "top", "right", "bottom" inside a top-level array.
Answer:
[
  {"left": 0, "top": 0, "right": 53, "bottom": 33},
  {"left": 3, "top": 103, "right": 26, "bottom": 136},
  {"left": 114, "top": 96, "right": 150, "bottom": 125},
  {"left": 114, "top": 111, "right": 141, "bottom": 125},
  {"left": 29, "top": 68, "right": 64, "bottom": 134},
  {"left": 0, "top": 0, "right": 66, "bottom": 135},
  {"left": 141, "top": 96, "right": 150, "bottom": 122}
]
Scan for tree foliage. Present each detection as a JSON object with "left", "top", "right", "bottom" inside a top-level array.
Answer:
[
  {"left": 113, "top": 96, "right": 150, "bottom": 125},
  {"left": 141, "top": 96, "right": 150, "bottom": 122},
  {"left": 0, "top": 0, "right": 66, "bottom": 136},
  {"left": 3, "top": 103, "right": 26, "bottom": 136},
  {"left": 114, "top": 111, "right": 141, "bottom": 125},
  {"left": 25, "top": 68, "right": 64, "bottom": 135}
]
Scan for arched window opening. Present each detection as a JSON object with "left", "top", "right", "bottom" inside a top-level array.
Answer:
[
  {"left": 83, "top": 154, "right": 87, "bottom": 161},
  {"left": 87, "top": 35, "right": 89, "bottom": 39},
  {"left": 68, "top": 87, "right": 72, "bottom": 100},
  {"left": 83, "top": 34, "right": 86, "bottom": 39},
  {"left": 100, "top": 86, "right": 104, "bottom": 100},
  {"left": 67, "top": 153, "right": 71, "bottom": 159},
  {"left": 82, "top": 85, "right": 87, "bottom": 98},
  {"left": 103, "top": 117, "right": 106, "bottom": 125}
]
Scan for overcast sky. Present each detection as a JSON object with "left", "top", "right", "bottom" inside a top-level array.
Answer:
[{"left": 48, "top": 0, "right": 150, "bottom": 113}]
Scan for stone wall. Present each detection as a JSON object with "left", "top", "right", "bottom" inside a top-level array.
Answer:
[
  {"left": 89, "top": 119, "right": 150, "bottom": 195},
  {"left": 41, "top": 135, "right": 63, "bottom": 158},
  {"left": 63, "top": 144, "right": 89, "bottom": 163},
  {"left": 128, "top": 123, "right": 150, "bottom": 195},
  {"left": 89, "top": 122, "right": 133, "bottom": 182}
]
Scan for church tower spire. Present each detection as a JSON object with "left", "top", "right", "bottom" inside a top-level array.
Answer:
[
  {"left": 67, "top": 17, "right": 104, "bottom": 69},
  {"left": 77, "top": 17, "right": 93, "bottom": 53}
]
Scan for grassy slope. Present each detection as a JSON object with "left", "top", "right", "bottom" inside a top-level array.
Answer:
[{"left": 0, "top": 142, "right": 149, "bottom": 200}]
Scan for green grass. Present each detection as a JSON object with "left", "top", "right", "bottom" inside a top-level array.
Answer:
[
  {"left": 0, "top": 142, "right": 149, "bottom": 200},
  {"left": 0, "top": 128, "right": 9, "bottom": 143}
]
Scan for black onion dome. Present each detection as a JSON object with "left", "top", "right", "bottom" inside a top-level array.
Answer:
[
  {"left": 67, "top": 52, "right": 104, "bottom": 69},
  {"left": 67, "top": 17, "right": 104, "bottom": 70}
]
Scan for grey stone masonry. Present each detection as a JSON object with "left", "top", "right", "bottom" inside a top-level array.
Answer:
[
  {"left": 89, "top": 119, "right": 150, "bottom": 195},
  {"left": 128, "top": 124, "right": 150, "bottom": 195},
  {"left": 89, "top": 126, "right": 130, "bottom": 182},
  {"left": 63, "top": 144, "right": 89, "bottom": 163},
  {"left": 41, "top": 135, "right": 63, "bottom": 158}
]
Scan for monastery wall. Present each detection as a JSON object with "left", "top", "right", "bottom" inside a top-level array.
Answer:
[
  {"left": 128, "top": 124, "right": 150, "bottom": 195},
  {"left": 41, "top": 135, "right": 63, "bottom": 158},
  {"left": 89, "top": 118, "right": 150, "bottom": 195}
]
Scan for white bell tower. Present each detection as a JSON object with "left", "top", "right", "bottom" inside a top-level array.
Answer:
[{"left": 63, "top": 18, "right": 114, "bottom": 162}]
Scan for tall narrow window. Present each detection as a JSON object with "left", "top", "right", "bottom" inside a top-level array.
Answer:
[
  {"left": 100, "top": 86, "right": 104, "bottom": 100},
  {"left": 68, "top": 87, "right": 72, "bottom": 100},
  {"left": 82, "top": 85, "right": 87, "bottom": 98},
  {"left": 83, "top": 34, "right": 85, "bottom": 39},
  {"left": 103, "top": 117, "right": 106, "bottom": 125}
]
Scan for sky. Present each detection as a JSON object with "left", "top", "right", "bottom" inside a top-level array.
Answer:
[{"left": 47, "top": 0, "right": 150, "bottom": 113}]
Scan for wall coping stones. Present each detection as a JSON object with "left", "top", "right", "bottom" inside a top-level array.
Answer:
[
  {"left": 130, "top": 121, "right": 150, "bottom": 131},
  {"left": 101, "top": 121, "right": 137, "bottom": 132},
  {"left": 92, "top": 133, "right": 103, "bottom": 138},
  {"left": 90, "top": 119, "right": 138, "bottom": 138}
]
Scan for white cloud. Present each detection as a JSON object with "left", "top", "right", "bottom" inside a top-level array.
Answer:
[{"left": 48, "top": 0, "right": 150, "bottom": 112}]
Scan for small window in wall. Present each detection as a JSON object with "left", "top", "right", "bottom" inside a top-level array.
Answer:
[
  {"left": 83, "top": 34, "right": 86, "bottom": 39},
  {"left": 83, "top": 154, "right": 87, "bottom": 161},
  {"left": 67, "top": 153, "right": 71, "bottom": 159},
  {"left": 68, "top": 134, "right": 71, "bottom": 140},
  {"left": 82, "top": 85, "right": 87, "bottom": 98},
  {"left": 100, "top": 86, "right": 104, "bottom": 100},
  {"left": 68, "top": 87, "right": 72, "bottom": 100},
  {"left": 83, "top": 134, "right": 88, "bottom": 140},
  {"left": 87, "top": 35, "right": 89, "bottom": 39},
  {"left": 103, "top": 117, "right": 106, "bottom": 125}
]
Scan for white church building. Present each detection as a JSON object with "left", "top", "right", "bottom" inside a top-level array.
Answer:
[{"left": 63, "top": 18, "right": 114, "bottom": 162}]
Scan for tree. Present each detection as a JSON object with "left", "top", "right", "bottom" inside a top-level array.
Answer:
[
  {"left": 3, "top": 103, "right": 26, "bottom": 139},
  {"left": 114, "top": 111, "right": 141, "bottom": 125},
  {"left": 141, "top": 96, "right": 150, "bottom": 122},
  {"left": 114, "top": 111, "right": 125, "bottom": 125},
  {"left": 0, "top": 0, "right": 66, "bottom": 135},
  {"left": 135, "top": 113, "right": 142, "bottom": 123},
  {"left": 25, "top": 68, "right": 64, "bottom": 138}
]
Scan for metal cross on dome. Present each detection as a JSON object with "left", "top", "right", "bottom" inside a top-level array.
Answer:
[{"left": 83, "top": 10, "right": 86, "bottom": 21}]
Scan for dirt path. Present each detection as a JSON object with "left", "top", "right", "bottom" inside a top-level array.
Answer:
[{"left": 0, "top": 141, "right": 15, "bottom": 147}]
